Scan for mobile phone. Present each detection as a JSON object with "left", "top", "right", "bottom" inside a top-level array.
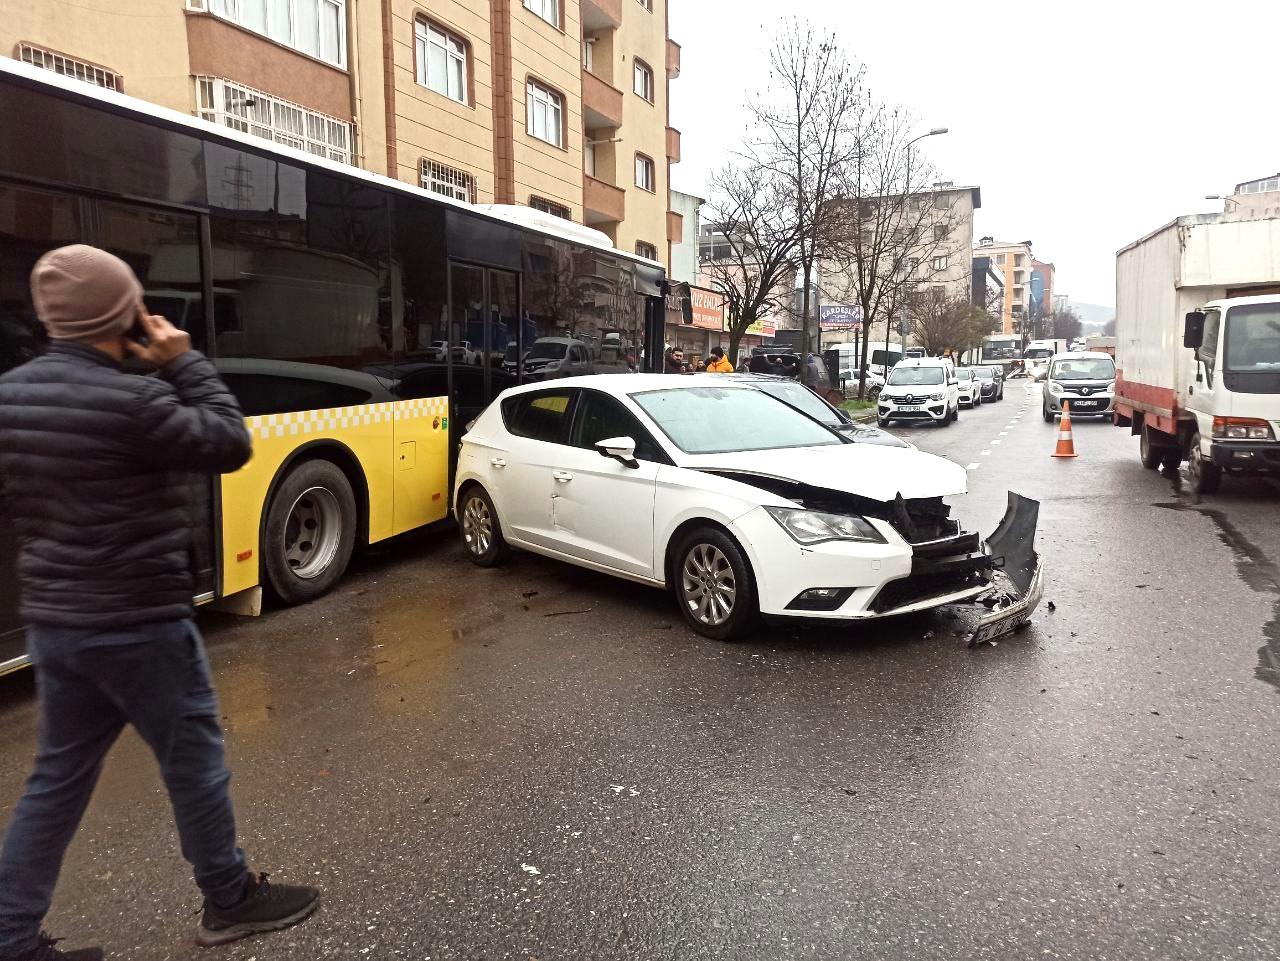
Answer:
[{"left": 127, "top": 308, "right": 149, "bottom": 346}]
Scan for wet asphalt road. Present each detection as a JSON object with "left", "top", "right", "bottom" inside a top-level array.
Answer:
[{"left": 2, "top": 380, "right": 1280, "bottom": 960}]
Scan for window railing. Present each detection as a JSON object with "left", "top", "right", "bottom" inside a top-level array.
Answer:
[{"left": 195, "top": 76, "right": 352, "bottom": 164}]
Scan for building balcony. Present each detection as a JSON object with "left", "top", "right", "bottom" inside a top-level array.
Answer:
[
  {"left": 666, "top": 39, "right": 681, "bottom": 79},
  {"left": 582, "top": 70, "right": 624, "bottom": 130},
  {"left": 581, "top": 0, "right": 622, "bottom": 30},
  {"left": 667, "top": 210, "right": 684, "bottom": 244},
  {"left": 584, "top": 174, "right": 625, "bottom": 225},
  {"left": 666, "top": 126, "right": 681, "bottom": 163}
]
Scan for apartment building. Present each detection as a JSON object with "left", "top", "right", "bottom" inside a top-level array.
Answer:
[
  {"left": 3, "top": 0, "right": 681, "bottom": 265},
  {"left": 1031, "top": 259, "right": 1055, "bottom": 326},
  {"left": 975, "top": 237, "right": 1035, "bottom": 334}
]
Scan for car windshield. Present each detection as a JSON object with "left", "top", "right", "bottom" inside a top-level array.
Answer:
[
  {"left": 528, "top": 341, "right": 569, "bottom": 360},
  {"left": 750, "top": 380, "right": 842, "bottom": 426},
  {"left": 887, "top": 366, "right": 944, "bottom": 386},
  {"left": 1051, "top": 358, "right": 1115, "bottom": 380},
  {"left": 956, "top": 369, "right": 974, "bottom": 381},
  {"left": 632, "top": 386, "right": 841, "bottom": 454},
  {"left": 975, "top": 368, "right": 996, "bottom": 380},
  {"left": 1225, "top": 304, "right": 1280, "bottom": 371}
]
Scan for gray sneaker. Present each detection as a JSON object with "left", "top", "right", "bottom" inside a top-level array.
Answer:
[{"left": 196, "top": 873, "right": 320, "bottom": 947}]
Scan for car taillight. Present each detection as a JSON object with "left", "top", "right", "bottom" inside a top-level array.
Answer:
[{"left": 1212, "top": 417, "right": 1275, "bottom": 441}]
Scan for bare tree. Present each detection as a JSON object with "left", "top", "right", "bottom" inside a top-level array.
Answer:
[
  {"left": 747, "top": 21, "right": 866, "bottom": 380},
  {"left": 1048, "top": 305, "right": 1083, "bottom": 342},
  {"left": 911, "top": 291, "right": 999, "bottom": 357},
  {"left": 701, "top": 164, "right": 799, "bottom": 362},
  {"left": 822, "top": 107, "right": 961, "bottom": 397}
]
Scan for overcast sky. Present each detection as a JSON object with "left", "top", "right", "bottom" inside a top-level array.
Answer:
[{"left": 668, "top": 0, "right": 1275, "bottom": 310}]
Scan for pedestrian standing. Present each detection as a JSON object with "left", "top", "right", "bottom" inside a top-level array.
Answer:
[
  {"left": 705, "top": 347, "right": 734, "bottom": 374},
  {"left": 664, "top": 347, "right": 686, "bottom": 374},
  {"left": 0, "top": 246, "right": 320, "bottom": 961}
]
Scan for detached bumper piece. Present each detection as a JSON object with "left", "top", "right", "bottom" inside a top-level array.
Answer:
[{"left": 968, "top": 493, "right": 1044, "bottom": 646}]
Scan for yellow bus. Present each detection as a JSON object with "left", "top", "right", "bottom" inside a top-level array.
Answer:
[{"left": 0, "top": 58, "right": 666, "bottom": 674}]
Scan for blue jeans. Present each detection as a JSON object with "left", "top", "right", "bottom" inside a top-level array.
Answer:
[{"left": 0, "top": 620, "right": 247, "bottom": 956}]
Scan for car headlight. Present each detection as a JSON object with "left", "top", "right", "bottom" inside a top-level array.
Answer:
[
  {"left": 1049, "top": 382, "right": 1063, "bottom": 394},
  {"left": 764, "top": 507, "right": 886, "bottom": 545},
  {"left": 930, "top": 392, "right": 945, "bottom": 401}
]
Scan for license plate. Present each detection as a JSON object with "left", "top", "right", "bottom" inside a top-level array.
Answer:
[
  {"left": 896, "top": 405, "right": 922, "bottom": 412},
  {"left": 1069, "top": 400, "right": 1099, "bottom": 409},
  {"left": 970, "top": 561, "right": 1045, "bottom": 645}
]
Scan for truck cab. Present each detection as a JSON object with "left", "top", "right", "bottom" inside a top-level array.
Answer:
[{"left": 1180, "top": 295, "right": 1280, "bottom": 491}]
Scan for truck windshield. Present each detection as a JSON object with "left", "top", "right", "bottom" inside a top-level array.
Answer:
[
  {"left": 1225, "top": 304, "right": 1280, "bottom": 371},
  {"left": 1024, "top": 348, "right": 1053, "bottom": 360},
  {"left": 1051, "top": 358, "right": 1115, "bottom": 380}
]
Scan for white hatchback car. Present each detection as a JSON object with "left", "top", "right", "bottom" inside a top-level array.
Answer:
[
  {"left": 877, "top": 358, "right": 960, "bottom": 427},
  {"left": 455, "top": 376, "right": 1042, "bottom": 641}
]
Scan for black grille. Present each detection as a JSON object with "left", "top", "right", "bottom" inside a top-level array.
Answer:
[{"left": 871, "top": 570, "right": 987, "bottom": 614}]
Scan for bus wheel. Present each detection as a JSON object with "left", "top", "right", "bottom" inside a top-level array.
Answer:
[{"left": 263, "top": 459, "right": 358, "bottom": 604}]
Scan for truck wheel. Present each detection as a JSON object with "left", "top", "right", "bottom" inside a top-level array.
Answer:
[
  {"left": 1187, "top": 432, "right": 1222, "bottom": 495},
  {"left": 1139, "top": 424, "right": 1165, "bottom": 469},
  {"left": 263, "top": 459, "right": 358, "bottom": 604}
]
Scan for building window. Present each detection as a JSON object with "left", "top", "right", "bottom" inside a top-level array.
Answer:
[
  {"left": 523, "top": 0, "right": 559, "bottom": 27},
  {"left": 582, "top": 37, "right": 595, "bottom": 71},
  {"left": 191, "top": 0, "right": 347, "bottom": 69},
  {"left": 633, "top": 59, "right": 655, "bottom": 102},
  {"left": 931, "top": 255, "right": 948, "bottom": 271},
  {"left": 635, "top": 153, "right": 655, "bottom": 192},
  {"left": 932, "top": 224, "right": 946, "bottom": 242},
  {"left": 414, "top": 19, "right": 468, "bottom": 104},
  {"left": 420, "top": 159, "right": 476, "bottom": 202},
  {"left": 904, "top": 256, "right": 919, "bottom": 276},
  {"left": 531, "top": 196, "right": 572, "bottom": 220},
  {"left": 1015, "top": 254, "right": 1026, "bottom": 267},
  {"left": 526, "top": 79, "right": 564, "bottom": 147},
  {"left": 996, "top": 253, "right": 1006, "bottom": 264},
  {"left": 17, "top": 43, "right": 122, "bottom": 91},
  {"left": 195, "top": 76, "right": 352, "bottom": 163},
  {"left": 636, "top": 241, "right": 658, "bottom": 260}
]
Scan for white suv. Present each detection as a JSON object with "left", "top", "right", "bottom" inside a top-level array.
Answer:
[{"left": 878, "top": 358, "right": 960, "bottom": 427}]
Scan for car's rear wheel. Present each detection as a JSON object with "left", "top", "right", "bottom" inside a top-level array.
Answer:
[
  {"left": 673, "top": 528, "right": 759, "bottom": 641},
  {"left": 459, "top": 485, "right": 509, "bottom": 567},
  {"left": 263, "top": 459, "right": 358, "bottom": 604}
]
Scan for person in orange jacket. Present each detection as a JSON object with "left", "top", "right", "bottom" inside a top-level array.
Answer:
[{"left": 705, "top": 346, "right": 734, "bottom": 373}]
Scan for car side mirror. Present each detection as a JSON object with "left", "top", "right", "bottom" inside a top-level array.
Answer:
[
  {"left": 595, "top": 436, "right": 639, "bottom": 469},
  {"left": 1184, "top": 311, "right": 1205, "bottom": 349}
]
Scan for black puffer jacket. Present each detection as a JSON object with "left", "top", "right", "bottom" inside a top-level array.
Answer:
[{"left": 0, "top": 344, "right": 251, "bottom": 628}]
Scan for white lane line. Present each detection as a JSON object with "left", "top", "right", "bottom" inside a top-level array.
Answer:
[
  {"left": 966, "top": 463, "right": 980, "bottom": 471},
  {"left": 991, "top": 439, "right": 1002, "bottom": 445}
]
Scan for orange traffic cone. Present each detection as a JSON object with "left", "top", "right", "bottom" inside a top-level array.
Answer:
[{"left": 1052, "top": 401, "right": 1078, "bottom": 458}]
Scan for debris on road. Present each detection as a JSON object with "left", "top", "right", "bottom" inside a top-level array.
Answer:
[{"left": 520, "top": 864, "right": 541, "bottom": 876}]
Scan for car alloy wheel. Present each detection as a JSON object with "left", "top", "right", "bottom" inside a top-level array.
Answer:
[
  {"left": 681, "top": 543, "right": 736, "bottom": 627},
  {"left": 462, "top": 494, "right": 493, "bottom": 557}
]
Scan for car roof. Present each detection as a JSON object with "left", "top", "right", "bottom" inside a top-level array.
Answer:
[
  {"left": 895, "top": 357, "right": 949, "bottom": 368},
  {"left": 499, "top": 374, "right": 756, "bottom": 399}
]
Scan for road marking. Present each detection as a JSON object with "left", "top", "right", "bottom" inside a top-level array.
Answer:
[
  {"left": 991, "top": 439, "right": 1002, "bottom": 445},
  {"left": 980, "top": 449, "right": 991, "bottom": 456},
  {"left": 999, "top": 431, "right": 1009, "bottom": 436},
  {"left": 966, "top": 463, "right": 980, "bottom": 471}
]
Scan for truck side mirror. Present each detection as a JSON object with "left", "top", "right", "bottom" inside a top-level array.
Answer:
[{"left": 1183, "top": 311, "right": 1205, "bottom": 350}]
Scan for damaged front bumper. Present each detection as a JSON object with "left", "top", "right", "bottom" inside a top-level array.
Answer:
[{"left": 967, "top": 493, "right": 1044, "bottom": 645}]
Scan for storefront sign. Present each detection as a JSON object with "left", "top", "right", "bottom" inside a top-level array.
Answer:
[
  {"left": 690, "top": 286, "right": 725, "bottom": 330},
  {"left": 745, "top": 317, "right": 777, "bottom": 338},
  {"left": 664, "top": 281, "right": 692, "bottom": 326},
  {"left": 820, "top": 304, "right": 863, "bottom": 329}
]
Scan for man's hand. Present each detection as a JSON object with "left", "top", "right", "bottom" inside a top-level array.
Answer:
[{"left": 125, "top": 305, "right": 191, "bottom": 367}]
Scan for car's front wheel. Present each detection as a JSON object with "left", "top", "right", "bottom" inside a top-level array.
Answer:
[
  {"left": 673, "top": 528, "right": 759, "bottom": 641},
  {"left": 459, "top": 485, "right": 510, "bottom": 566},
  {"left": 877, "top": 415, "right": 891, "bottom": 428}
]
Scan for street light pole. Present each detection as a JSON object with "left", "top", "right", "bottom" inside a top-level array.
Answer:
[{"left": 901, "top": 128, "right": 948, "bottom": 362}]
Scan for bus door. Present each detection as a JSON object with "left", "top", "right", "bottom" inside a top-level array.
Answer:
[{"left": 0, "top": 182, "right": 218, "bottom": 654}]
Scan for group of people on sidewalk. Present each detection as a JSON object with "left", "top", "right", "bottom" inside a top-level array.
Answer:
[
  {"left": 0, "top": 246, "right": 320, "bottom": 960},
  {"left": 663, "top": 345, "right": 734, "bottom": 374}
]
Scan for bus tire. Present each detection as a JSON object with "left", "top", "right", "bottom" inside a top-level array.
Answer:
[{"left": 263, "top": 459, "right": 358, "bottom": 605}]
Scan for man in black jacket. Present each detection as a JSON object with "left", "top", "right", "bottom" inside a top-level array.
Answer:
[{"left": 0, "top": 246, "right": 319, "bottom": 960}]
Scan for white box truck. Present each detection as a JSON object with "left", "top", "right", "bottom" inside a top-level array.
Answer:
[{"left": 1114, "top": 211, "right": 1280, "bottom": 494}]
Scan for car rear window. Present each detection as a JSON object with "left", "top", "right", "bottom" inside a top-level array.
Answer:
[{"left": 501, "top": 391, "right": 574, "bottom": 444}]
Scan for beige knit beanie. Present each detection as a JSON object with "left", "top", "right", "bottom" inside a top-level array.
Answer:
[{"left": 30, "top": 244, "right": 143, "bottom": 342}]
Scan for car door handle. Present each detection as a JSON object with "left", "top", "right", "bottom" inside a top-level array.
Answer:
[
  {"left": 552, "top": 470, "right": 574, "bottom": 483},
  {"left": 490, "top": 457, "right": 507, "bottom": 469}
]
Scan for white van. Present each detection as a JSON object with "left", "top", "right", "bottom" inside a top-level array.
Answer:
[{"left": 877, "top": 357, "right": 960, "bottom": 427}]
